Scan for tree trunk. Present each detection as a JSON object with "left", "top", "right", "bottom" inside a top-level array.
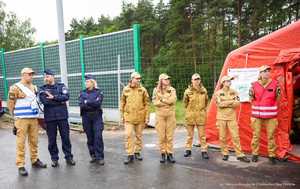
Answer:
[{"left": 237, "top": 0, "right": 242, "bottom": 47}]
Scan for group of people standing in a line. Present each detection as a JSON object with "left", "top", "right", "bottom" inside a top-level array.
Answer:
[
  {"left": 120, "top": 64, "right": 280, "bottom": 165},
  {"left": 7, "top": 64, "right": 280, "bottom": 177},
  {"left": 8, "top": 68, "right": 105, "bottom": 176}
]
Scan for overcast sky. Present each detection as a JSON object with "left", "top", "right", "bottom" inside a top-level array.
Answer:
[{"left": 3, "top": 0, "right": 168, "bottom": 42}]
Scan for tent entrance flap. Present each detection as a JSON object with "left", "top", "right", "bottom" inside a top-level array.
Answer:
[{"left": 290, "top": 64, "right": 300, "bottom": 145}]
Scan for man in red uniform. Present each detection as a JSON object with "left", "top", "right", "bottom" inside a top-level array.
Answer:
[{"left": 249, "top": 65, "right": 280, "bottom": 165}]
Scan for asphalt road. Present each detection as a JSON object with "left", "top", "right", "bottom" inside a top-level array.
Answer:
[{"left": 0, "top": 126, "right": 300, "bottom": 189}]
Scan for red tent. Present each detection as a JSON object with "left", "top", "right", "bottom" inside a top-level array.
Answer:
[{"left": 205, "top": 20, "right": 300, "bottom": 163}]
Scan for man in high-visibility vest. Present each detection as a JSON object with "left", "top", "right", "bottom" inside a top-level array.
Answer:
[
  {"left": 249, "top": 65, "right": 280, "bottom": 164},
  {"left": 8, "top": 68, "right": 47, "bottom": 176}
]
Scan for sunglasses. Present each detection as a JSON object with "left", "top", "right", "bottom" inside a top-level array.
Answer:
[
  {"left": 134, "top": 77, "right": 141, "bottom": 80},
  {"left": 193, "top": 78, "right": 200, "bottom": 80},
  {"left": 262, "top": 69, "right": 271, "bottom": 73}
]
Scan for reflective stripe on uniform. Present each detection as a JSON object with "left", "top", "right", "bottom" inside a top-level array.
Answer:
[
  {"left": 14, "top": 106, "right": 32, "bottom": 110},
  {"left": 14, "top": 82, "right": 39, "bottom": 118},
  {"left": 14, "top": 111, "right": 39, "bottom": 116},
  {"left": 251, "top": 106, "right": 278, "bottom": 110},
  {"left": 252, "top": 111, "right": 278, "bottom": 116}
]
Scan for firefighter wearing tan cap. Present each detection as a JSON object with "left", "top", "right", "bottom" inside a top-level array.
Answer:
[
  {"left": 152, "top": 73, "right": 177, "bottom": 163},
  {"left": 215, "top": 75, "right": 250, "bottom": 163},
  {"left": 7, "top": 68, "right": 47, "bottom": 176},
  {"left": 183, "top": 73, "right": 209, "bottom": 159},
  {"left": 249, "top": 65, "right": 280, "bottom": 164},
  {"left": 120, "top": 72, "right": 150, "bottom": 164}
]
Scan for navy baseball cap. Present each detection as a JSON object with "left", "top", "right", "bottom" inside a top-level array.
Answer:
[
  {"left": 85, "top": 74, "right": 95, "bottom": 80},
  {"left": 44, "top": 69, "right": 55, "bottom": 76}
]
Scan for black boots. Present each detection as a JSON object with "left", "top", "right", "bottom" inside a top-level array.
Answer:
[
  {"left": 237, "top": 156, "right": 250, "bottom": 163},
  {"left": 90, "top": 156, "right": 97, "bottom": 164},
  {"left": 222, "top": 155, "right": 229, "bottom": 161},
  {"left": 201, "top": 152, "right": 209, "bottom": 160},
  {"left": 269, "top": 157, "right": 277, "bottom": 165},
  {"left": 32, "top": 159, "right": 47, "bottom": 168},
  {"left": 18, "top": 167, "right": 28, "bottom": 176},
  {"left": 134, "top": 152, "right": 143, "bottom": 161},
  {"left": 51, "top": 159, "right": 75, "bottom": 167},
  {"left": 95, "top": 159, "right": 105, "bottom": 166},
  {"left": 124, "top": 153, "right": 142, "bottom": 164},
  {"left": 161, "top": 153, "right": 176, "bottom": 163},
  {"left": 160, "top": 153, "right": 166, "bottom": 163},
  {"left": 51, "top": 160, "right": 59, "bottom": 167},
  {"left": 124, "top": 155, "right": 134, "bottom": 164},
  {"left": 223, "top": 155, "right": 251, "bottom": 163},
  {"left": 167, "top": 153, "right": 176, "bottom": 163},
  {"left": 184, "top": 150, "right": 192, "bottom": 157},
  {"left": 19, "top": 159, "right": 47, "bottom": 176},
  {"left": 252, "top": 155, "right": 259, "bottom": 162},
  {"left": 66, "top": 158, "right": 76, "bottom": 166},
  {"left": 184, "top": 150, "right": 209, "bottom": 160},
  {"left": 252, "top": 155, "right": 276, "bottom": 165},
  {"left": 90, "top": 155, "right": 105, "bottom": 165}
]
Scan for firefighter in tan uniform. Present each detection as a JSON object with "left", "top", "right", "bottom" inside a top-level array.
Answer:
[
  {"left": 7, "top": 68, "right": 47, "bottom": 176},
  {"left": 152, "top": 73, "right": 177, "bottom": 163},
  {"left": 215, "top": 75, "right": 250, "bottom": 163},
  {"left": 183, "top": 73, "right": 209, "bottom": 159},
  {"left": 249, "top": 65, "right": 280, "bottom": 164},
  {"left": 120, "top": 72, "right": 150, "bottom": 164}
]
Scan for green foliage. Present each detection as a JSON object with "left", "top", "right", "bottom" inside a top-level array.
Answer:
[
  {"left": 65, "top": 0, "right": 299, "bottom": 63},
  {"left": 0, "top": 1, "right": 35, "bottom": 51}
]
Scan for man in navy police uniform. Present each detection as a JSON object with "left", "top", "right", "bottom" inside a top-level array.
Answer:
[{"left": 39, "top": 69, "right": 75, "bottom": 167}]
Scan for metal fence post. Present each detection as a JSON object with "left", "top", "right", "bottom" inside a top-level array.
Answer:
[
  {"left": 0, "top": 48, "right": 8, "bottom": 100},
  {"left": 40, "top": 43, "right": 46, "bottom": 71},
  {"left": 117, "top": 55, "right": 121, "bottom": 126},
  {"left": 80, "top": 35, "right": 86, "bottom": 89},
  {"left": 133, "top": 24, "right": 141, "bottom": 73}
]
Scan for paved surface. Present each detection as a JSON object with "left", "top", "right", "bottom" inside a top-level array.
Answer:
[{"left": 0, "top": 126, "right": 300, "bottom": 189}]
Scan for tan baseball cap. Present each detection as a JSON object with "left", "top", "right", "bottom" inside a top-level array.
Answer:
[
  {"left": 192, "top": 73, "right": 201, "bottom": 80},
  {"left": 21, "top": 67, "right": 35, "bottom": 74},
  {"left": 220, "top": 75, "right": 234, "bottom": 83},
  {"left": 159, "top": 73, "right": 171, "bottom": 80},
  {"left": 258, "top": 65, "right": 271, "bottom": 72},
  {"left": 130, "top": 72, "right": 141, "bottom": 79}
]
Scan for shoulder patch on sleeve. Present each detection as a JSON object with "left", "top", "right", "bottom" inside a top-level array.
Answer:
[{"left": 62, "top": 86, "right": 68, "bottom": 94}]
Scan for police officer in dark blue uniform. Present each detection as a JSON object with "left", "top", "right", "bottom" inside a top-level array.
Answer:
[
  {"left": 39, "top": 69, "right": 75, "bottom": 167},
  {"left": 79, "top": 75, "right": 105, "bottom": 165}
]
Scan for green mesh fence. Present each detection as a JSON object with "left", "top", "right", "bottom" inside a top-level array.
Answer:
[
  {"left": 142, "top": 57, "right": 224, "bottom": 99},
  {"left": 0, "top": 27, "right": 138, "bottom": 109}
]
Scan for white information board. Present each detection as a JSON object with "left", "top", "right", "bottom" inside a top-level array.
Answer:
[{"left": 227, "top": 68, "right": 259, "bottom": 102}]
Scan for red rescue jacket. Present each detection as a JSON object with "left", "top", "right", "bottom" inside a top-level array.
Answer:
[{"left": 251, "top": 80, "right": 278, "bottom": 119}]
